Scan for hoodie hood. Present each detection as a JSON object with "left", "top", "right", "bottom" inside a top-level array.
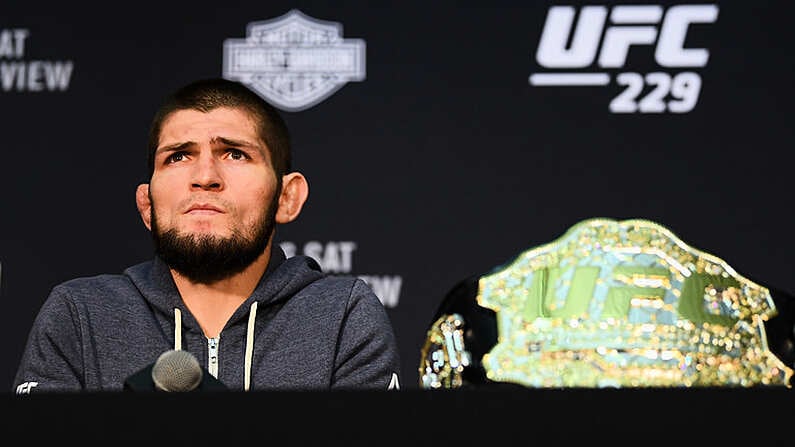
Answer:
[
  {"left": 123, "top": 245, "right": 326, "bottom": 390},
  {"left": 124, "top": 245, "right": 325, "bottom": 330}
]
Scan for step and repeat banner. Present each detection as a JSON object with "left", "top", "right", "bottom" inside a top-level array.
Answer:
[{"left": 1, "top": 1, "right": 793, "bottom": 390}]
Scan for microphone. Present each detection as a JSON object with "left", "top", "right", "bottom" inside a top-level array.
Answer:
[
  {"left": 152, "top": 349, "right": 202, "bottom": 391},
  {"left": 123, "top": 350, "right": 228, "bottom": 392}
]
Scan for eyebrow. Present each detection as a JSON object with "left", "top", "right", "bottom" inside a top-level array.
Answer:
[
  {"left": 211, "top": 136, "right": 261, "bottom": 150},
  {"left": 155, "top": 137, "right": 263, "bottom": 155},
  {"left": 155, "top": 141, "right": 192, "bottom": 155}
]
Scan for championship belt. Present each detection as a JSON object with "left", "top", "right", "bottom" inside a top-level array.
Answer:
[{"left": 419, "top": 218, "right": 794, "bottom": 388}]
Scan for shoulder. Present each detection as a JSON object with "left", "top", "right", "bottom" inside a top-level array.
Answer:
[
  {"left": 306, "top": 275, "right": 378, "bottom": 302},
  {"left": 49, "top": 262, "right": 149, "bottom": 306},
  {"left": 285, "top": 274, "right": 386, "bottom": 317},
  {"left": 56, "top": 273, "right": 133, "bottom": 297},
  {"left": 316, "top": 275, "right": 391, "bottom": 324}
]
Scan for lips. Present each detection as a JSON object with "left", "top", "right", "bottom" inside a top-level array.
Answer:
[{"left": 185, "top": 203, "right": 224, "bottom": 214}]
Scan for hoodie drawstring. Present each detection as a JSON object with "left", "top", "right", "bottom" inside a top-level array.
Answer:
[
  {"left": 172, "top": 303, "right": 257, "bottom": 391},
  {"left": 174, "top": 308, "right": 183, "bottom": 351},
  {"left": 244, "top": 301, "right": 257, "bottom": 391}
]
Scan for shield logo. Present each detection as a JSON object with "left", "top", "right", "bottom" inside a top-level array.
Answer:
[{"left": 223, "top": 9, "right": 366, "bottom": 112}]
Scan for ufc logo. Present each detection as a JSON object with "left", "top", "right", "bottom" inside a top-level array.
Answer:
[
  {"left": 16, "top": 381, "right": 38, "bottom": 394},
  {"left": 536, "top": 4, "right": 719, "bottom": 68}
]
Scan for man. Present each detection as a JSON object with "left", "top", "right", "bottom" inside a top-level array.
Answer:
[{"left": 13, "top": 78, "right": 401, "bottom": 392}]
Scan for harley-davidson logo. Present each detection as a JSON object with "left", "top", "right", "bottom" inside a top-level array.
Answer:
[{"left": 223, "top": 9, "right": 366, "bottom": 112}]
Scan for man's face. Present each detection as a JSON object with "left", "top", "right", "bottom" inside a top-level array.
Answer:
[{"left": 147, "top": 106, "right": 280, "bottom": 282}]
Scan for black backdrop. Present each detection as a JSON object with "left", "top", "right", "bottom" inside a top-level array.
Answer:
[{"left": 1, "top": 0, "right": 793, "bottom": 391}]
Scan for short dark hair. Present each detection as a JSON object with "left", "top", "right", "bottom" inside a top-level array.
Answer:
[{"left": 146, "top": 78, "right": 291, "bottom": 180}]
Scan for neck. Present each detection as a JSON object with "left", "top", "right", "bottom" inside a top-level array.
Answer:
[{"left": 171, "top": 242, "right": 272, "bottom": 338}]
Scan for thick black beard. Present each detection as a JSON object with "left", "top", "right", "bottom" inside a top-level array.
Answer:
[{"left": 150, "top": 194, "right": 279, "bottom": 284}]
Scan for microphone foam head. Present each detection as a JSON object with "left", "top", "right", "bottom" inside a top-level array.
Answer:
[{"left": 151, "top": 349, "right": 203, "bottom": 392}]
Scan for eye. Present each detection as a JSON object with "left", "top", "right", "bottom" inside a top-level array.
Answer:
[
  {"left": 227, "top": 148, "right": 250, "bottom": 160},
  {"left": 165, "top": 151, "right": 187, "bottom": 164}
]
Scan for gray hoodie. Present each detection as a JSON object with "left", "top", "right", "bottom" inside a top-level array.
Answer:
[{"left": 13, "top": 247, "right": 401, "bottom": 392}]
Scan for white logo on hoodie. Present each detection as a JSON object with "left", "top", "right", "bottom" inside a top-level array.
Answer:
[{"left": 15, "top": 381, "right": 38, "bottom": 394}]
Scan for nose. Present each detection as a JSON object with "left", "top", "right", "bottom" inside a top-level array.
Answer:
[{"left": 191, "top": 153, "right": 223, "bottom": 191}]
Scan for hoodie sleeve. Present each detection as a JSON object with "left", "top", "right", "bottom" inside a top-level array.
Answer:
[
  {"left": 332, "top": 278, "right": 402, "bottom": 390},
  {"left": 13, "top": 285, "right": 85, "bottom": 394}
]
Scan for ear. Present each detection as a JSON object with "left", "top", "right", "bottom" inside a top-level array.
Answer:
[
  {"left": 275, "top": 172, "right": 309, "bottom": 224},
  {"left": 135, "top": 183, "right": 153, "bottom": 231}
]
